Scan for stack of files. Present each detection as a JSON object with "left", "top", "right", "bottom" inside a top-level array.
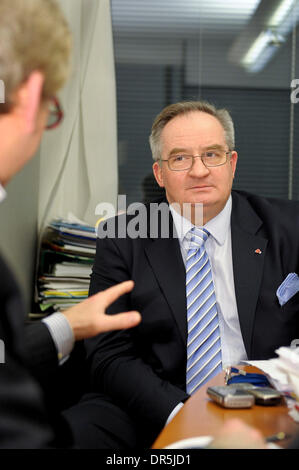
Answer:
[
  {"left": 47, "top": 219, "right": 97, "bottom": 257},
  {"left": 38, "top": 275, "right": 91, "bottom": 312},
  {"left": 35, "top": 217, "right": 97, "bottom": 316},
  {"left": 52, "top": 262, "right": 93, "bottom": 278}
]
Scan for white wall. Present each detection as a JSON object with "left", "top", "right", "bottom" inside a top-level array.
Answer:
[{"left": 0, "top": 153, "right": 40, "bottom": 311}]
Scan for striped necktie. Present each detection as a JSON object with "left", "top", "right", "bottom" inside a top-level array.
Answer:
[{"left": 186, "top": 227, "right": 222, "bottom": 394}]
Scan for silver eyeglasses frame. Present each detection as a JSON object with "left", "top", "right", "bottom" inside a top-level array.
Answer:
[{"left": 160, "top": 151, "right": 232, "bottom": 171}]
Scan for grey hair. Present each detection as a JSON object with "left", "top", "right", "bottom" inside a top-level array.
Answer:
[
  {"left": 149, "top": 101, "right": 235, "bottom": 162},
  {"left": 0, "top": 0, "right": 71, "bottom": 112}
]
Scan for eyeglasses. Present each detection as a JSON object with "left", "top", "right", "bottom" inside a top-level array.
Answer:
[
  {"left": 46, "top": 96, "right": 64, "bottom": 130},
  {"left": 160, "top": 151, "right": 232, "bottom": 171}
]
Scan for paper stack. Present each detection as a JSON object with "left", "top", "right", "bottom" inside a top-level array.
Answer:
[
  {"left": 273, "top": 347, "right": 299, "bottom": 422},
  {"left": 34, "top": 217, "right": 96, "bottom": 316},
  {"left": 244, "top": 346, "right": 299, "bottom": 422}
]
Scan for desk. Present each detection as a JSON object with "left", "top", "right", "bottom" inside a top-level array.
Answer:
[{"left": 153, "top": 367, "right": 299, "bottom": 448}]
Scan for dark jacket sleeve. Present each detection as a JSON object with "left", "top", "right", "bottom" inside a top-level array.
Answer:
[
  {"left": 0, "top": 255, "right": 56, "bottom": 448},
  {"left": 23, "top": 320, "right": 88, "bottom": 415},
  {"left": 23, "top": 321, "right": 59, "bottom": 382},
  {"left": 85, "top": 236, "right": 189, "bottom": 434},
  {"left": 0, "top": 348, "right": 56, "bottom": 448}
]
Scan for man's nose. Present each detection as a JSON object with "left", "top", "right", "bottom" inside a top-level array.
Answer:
[{"left": 188, "top": 156, "right": 210, "bottom": 177}]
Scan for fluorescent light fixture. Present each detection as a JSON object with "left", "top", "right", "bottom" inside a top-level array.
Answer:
[
  {"left": 236, "top": 0, "right": 299, "bottom": 72},
  {"left": 268, "top": 0, "right": 296, "bottom": 27},
  {"left": 245, "top": 42, "right": 278, "bottom": 73},
  {"left": 241, "top": 30, "right": 278, "bottom": 68}
]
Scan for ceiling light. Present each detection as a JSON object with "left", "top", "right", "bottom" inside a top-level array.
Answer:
[
  {"left": 229, "top": 0, "right": 299, "bottom": 73},
  {"left": 241, "top": 30, "right": 274, "bottom": 67},
  {"left": 268, "top": 0, "right": 296, "bottom": 27}
]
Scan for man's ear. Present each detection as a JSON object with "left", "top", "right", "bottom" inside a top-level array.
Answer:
[
  {"left": 16, "top": 71, "right": 45, "bottom": 133},
  {"left": 152, "top": 161, "right": 165, "bottom": 188},
  {"left": 230, "top": 151, "right": 238, "bottom": 179}
]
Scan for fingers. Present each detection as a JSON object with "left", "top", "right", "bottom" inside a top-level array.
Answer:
[
  {"left": 100, "top": 311, "right": 141, "bottom": 332},
  {"left": 92, "top": 280, "right": 135, "bottom": 308},
  {"left": 87, "top": 281, "right": 140, "bottom": 334}
]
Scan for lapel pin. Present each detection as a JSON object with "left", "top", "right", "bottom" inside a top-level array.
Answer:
[{"left": 255, "top": 248, "right": 262, "bottom": 254}]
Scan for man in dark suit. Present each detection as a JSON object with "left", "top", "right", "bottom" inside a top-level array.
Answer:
[
  {"left": 64, "top": 100, "right": 299, "bottom": 448},
  {"left": 0, "top": 0, "right": 141, "bottom": 448},
  {"left": 0, "top": 255, "right": 56, "bottom": 448}
]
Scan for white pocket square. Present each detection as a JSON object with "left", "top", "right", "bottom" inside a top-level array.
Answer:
[{"left": 276, "top": 273, "right": 299, "bottom": 306}]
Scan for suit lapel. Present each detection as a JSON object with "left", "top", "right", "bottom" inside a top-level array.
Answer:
[
  {"left": 142, "top": 192, "right": 268, "bottom": 356},
  {"left": 144, "top": 204, "right": 187, "bottom": 346},
  {"left": 231, "top": 192, "right": 268, "bottom": 358}
]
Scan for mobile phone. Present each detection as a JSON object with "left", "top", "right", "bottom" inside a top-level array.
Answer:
[
  {"left": 207, "top": 386, "right": 255, "bottom": 409},
  {"left": 244, "top": 387, "right": 283, "bottom": 406},
  {"left": 226, "top": 383, "right": 283, "bottom": 406}
]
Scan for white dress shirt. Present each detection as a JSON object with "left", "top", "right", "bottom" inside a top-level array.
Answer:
[
  {"left": 170, "top": 195, "right": 248, "bottom": 367},
  {"left": 0, "top": 182, "right": 7, "bottom": 203},
  {"left": 165, "top": 196, "right": 248, "bottom": 426}
]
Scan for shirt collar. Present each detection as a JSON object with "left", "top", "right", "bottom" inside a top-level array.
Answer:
[
  {"left": 170, "top": 195, "right": 232, "bottom": 246},
  {"left": 0, "top": 182, "right": 7, "bottom": 204},
  {"left": 205, "top": 195, "right": 232, "bottom": 246},
  {"left": 169, "top": 203, "right": 193, "bottom": 242}
]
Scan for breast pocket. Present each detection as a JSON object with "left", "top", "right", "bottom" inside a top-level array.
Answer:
[{"left": 281, "top": 289, "right": 299, "bottom": 312}]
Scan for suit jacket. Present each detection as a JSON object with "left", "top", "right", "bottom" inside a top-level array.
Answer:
[
  {"left": 24, "top": 320, "right": 59, "bottom": 377},
  {"left": 0, "top": 254, "right": 55, "bottom": 448},
  {"left": 0, "top": 254, "right": 76, "bottom": 448},
  {"left": 86, "top": 190, "right": 299, "bottom": 434},
  {"left": 24, "top": 321, "right": 87, "bottom": 413}
]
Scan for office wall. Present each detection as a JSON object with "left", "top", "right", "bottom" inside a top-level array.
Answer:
[
  {"left": 0, "top": 153, "right": 40, "bottom": 311},
  {"left": 38, "top": 0, "right": 117, "bottom": 230},
  {"left": 115, "top": 62, "right": 297, "bottom": 205},
  {"left": 112, "top": 2, "right": 299, "bottom": 206}
]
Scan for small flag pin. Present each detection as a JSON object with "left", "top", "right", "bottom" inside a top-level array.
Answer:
[{"left": 255, "top": 248, "right": 262, "bottom": 254}]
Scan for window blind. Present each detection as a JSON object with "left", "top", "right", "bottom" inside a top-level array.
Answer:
[{"left": 111, "top": 0, "right": 299, "bottom": 205}]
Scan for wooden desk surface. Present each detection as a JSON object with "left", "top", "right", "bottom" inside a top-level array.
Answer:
[{"left": 153, "top": 367, "right": 299, "bottom": 449}]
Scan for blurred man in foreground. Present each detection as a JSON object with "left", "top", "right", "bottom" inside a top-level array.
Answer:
[{"left": 0, "top": 0, "right": 140, "bottom": 448}]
